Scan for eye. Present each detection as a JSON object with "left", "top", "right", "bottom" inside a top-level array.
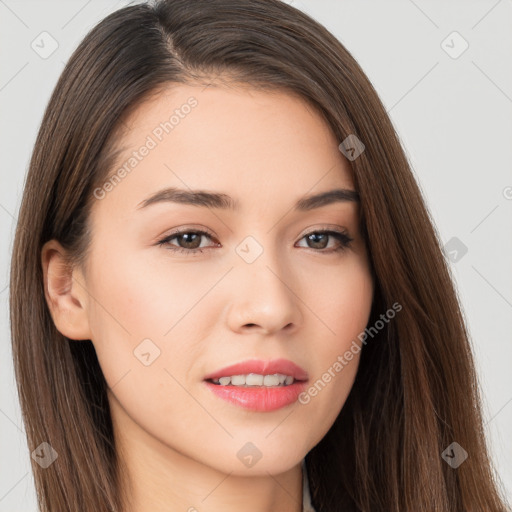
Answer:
[
  {"left": 156, "top": 227, "right": 354, "bottom": 256},
  {"left": 157, "top": 228, "right": 219, "bottom": 256},
  {"left": 296, "top": 229, "right": 353, "bottom": 253}
]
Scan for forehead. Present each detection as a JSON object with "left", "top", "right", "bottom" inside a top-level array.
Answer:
[{"left": 92, "top": 82, "right": 355, "bottom": 218}]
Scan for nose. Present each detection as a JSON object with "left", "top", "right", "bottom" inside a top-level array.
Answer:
[{"left": 225, "top": 248, "right": 304, "bottom": 336}]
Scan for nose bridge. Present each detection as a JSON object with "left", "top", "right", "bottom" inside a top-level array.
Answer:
[
  {"left": 235, "top": 233, "right": 290, "bottom": 293},
  {"left": 227, "top": 233, "right": 303, "bottom": 332}
]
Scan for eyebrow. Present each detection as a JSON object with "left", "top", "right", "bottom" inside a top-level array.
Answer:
[{"left": 136, "top": 187, "right": 359, "bottom": 211}]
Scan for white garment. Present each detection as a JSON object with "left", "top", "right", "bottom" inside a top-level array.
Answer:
[{"left": 302, "top": 458, "right": 316, "bottom": 512}]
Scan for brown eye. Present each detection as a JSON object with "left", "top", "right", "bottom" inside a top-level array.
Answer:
[
  {"left": 297, "top": 230, "right": 353, "bottom": 253},
  {"left": 157, "top": 229, "right": 218, "bottom": 255},
  {"left": 305, "top": 232, "right": 329, "bottom": 249},
  {"left": 157, "top": 228, "right": 353, "bottom": 257},
  {"left": 173, "top": 232, "right": 203, "bottom": 249}
]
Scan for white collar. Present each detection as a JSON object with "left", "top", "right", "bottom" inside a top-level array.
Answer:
[{"left": 302, "top": 458, "right": 316, "bottom": 512}]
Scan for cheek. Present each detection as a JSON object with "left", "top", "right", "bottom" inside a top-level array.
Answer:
[
  {"left": 305, "top": 252, "right": 373, "bottom": 345},
  {"left": 297, "top": 254, "right": 373, "bottom": 426},
  {"left": 85, "top": 245, "right": 219, "bottom": 340},
  {"left": 83, "top": 247, "right": 226, "bottom": 390},
  {"left": 83, "top": 249, "right": 212, "bottom": 434}
]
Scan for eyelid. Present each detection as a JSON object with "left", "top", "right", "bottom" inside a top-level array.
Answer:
[
  {"left": 297, "top": 223, "right": 350, "bottom": 238},
  {"left": 158, "top": 225, "right": 217, "bottom": 242}
]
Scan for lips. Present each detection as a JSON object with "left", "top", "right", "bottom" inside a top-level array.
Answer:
[{"left": 203, "top": 358, "right": 309, "bottom": 382}]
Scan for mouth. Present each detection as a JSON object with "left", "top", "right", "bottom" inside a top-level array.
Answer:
[
  {"left": 202, "top": 358, "right": 309, "bottom": 412},
  {"left": 203, "top": 357, "right": 308, "bottom": 385},
  {"left": 205, "top": 373, "right": 303, "bottom": 387}
]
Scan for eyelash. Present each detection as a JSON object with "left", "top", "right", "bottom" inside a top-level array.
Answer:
[{"left": 156, "top": 228, "right": 354, "bottom": 256}]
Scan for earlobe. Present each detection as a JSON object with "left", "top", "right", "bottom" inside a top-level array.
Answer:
[{"left": 41, "top": 240, "right": 93, "bottom": 341}]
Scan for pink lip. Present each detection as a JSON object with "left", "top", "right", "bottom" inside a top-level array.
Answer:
[{"left": 203, "top": 358, "right": 309, "bottom": 412}]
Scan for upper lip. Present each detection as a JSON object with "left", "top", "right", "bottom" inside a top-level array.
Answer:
[{"left": 203, "top": 358, "right": 308, "bottom": 381}]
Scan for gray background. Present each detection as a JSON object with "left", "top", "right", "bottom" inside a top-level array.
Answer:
[{"left": 1, "top": 0, "right": 511, "bottom": 509}]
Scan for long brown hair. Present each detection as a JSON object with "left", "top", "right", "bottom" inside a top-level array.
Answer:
[{"left": 9, "top": 0, "right": 510, "bottom": 510}]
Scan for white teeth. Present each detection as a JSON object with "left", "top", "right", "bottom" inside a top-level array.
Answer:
[
  {"left": 246, "top": 374, "right": 264, "bottom": 386},
  {"left": 210, "top": 373, "right": 295, "bottom": 387},
  {"left": 231, "top": 375, "right": 246, "bottom": 386},
  {"left": 263, "top": 374, "right": 280, "bottom": 386}
]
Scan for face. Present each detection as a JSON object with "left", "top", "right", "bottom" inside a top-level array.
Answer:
[{"left": 64, "top": 83, "right": 373, "bottom": 477}]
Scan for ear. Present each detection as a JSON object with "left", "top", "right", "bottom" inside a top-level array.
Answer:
[{"left": 41, "top": 239, "right": 93, "bottom": 341}]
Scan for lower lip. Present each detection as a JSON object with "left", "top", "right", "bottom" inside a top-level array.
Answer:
[{"left": 204, "top": 380, "right": 308, "bottom": 412}]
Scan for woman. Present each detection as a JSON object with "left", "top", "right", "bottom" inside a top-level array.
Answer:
[{"left": 9, "top": 0, "right": 510, "bottom": 511}]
